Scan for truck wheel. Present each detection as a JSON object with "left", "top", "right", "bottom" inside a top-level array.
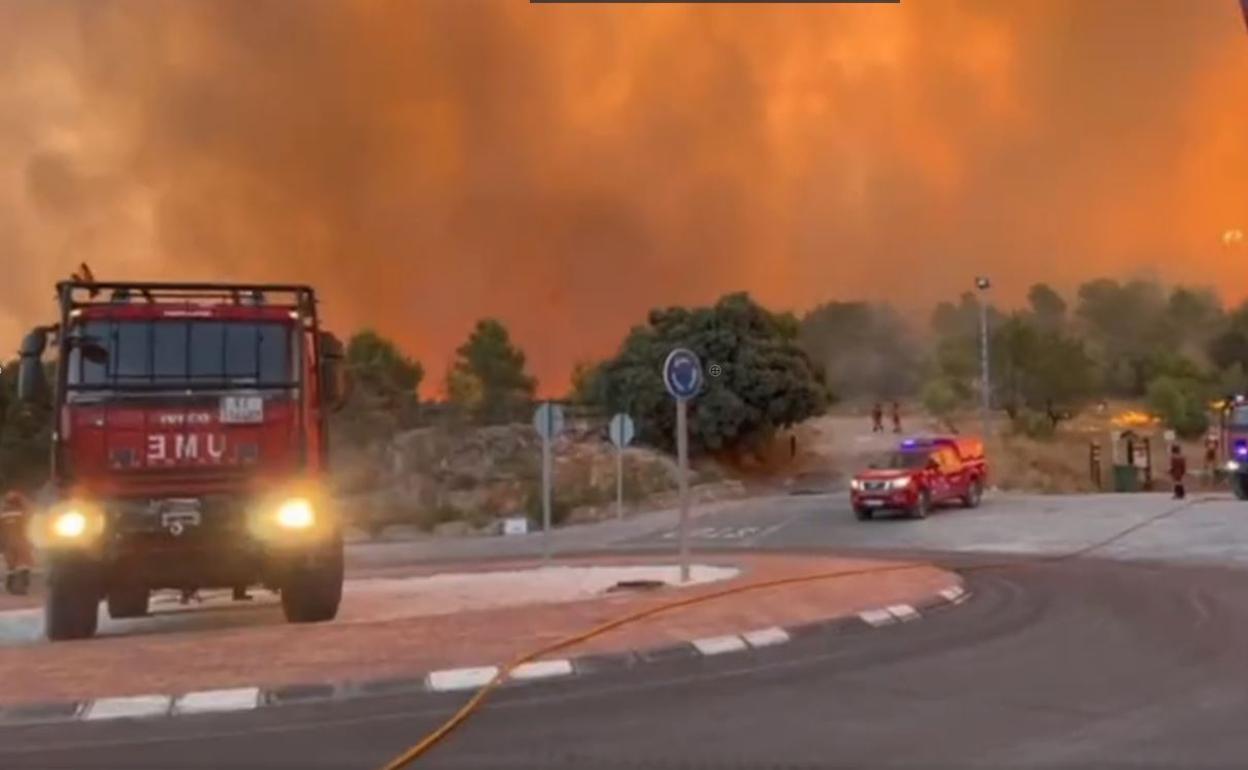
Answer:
[
  {"left": 107, "top": 585, "right": 149, "bottom": 619},
  {"left": 281, "top": 539, "right": 344, "bottom": 624},
  {"left": 962, "top": 480, "right": 983, "bottom": 509},
  {"left": 909, "top": 490, "right": 931, "bottom": 520},
  {"left": 45, "top": 560, "right": 100, "bottom": 641},
  {"left": 854, "top": 506, "right": 873, "bottom": 521},
  {"left": 1234, "top": 474, "right": 1248, "bottom": 501}
]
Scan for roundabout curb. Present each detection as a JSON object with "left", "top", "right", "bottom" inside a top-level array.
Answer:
[{"left": 0, "top": 582, "right": 969, "bottom": 728}]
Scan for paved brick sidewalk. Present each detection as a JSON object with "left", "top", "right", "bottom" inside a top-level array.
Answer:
[{"left": 0, "top": 553, "right": 958, "bottom": 705}]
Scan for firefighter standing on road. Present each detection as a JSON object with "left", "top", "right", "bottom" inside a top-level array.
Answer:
[
  {"left": 1170, "top": 444, "right": 1188, "bottom": 500},
  {"left": 1, "top": 491, "right": 34, "bottom": 595},
  {"left": 891, "top": 401, "right": 903, "bottom": 434},
  {"left": 871, "top": 402, "right": 884, "bottom": 433}
]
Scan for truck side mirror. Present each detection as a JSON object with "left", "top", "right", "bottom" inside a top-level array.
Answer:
[
  {"left": 318, "top": 332, "right": 350, "bottom": 412},
  {"left": 17, "top": 327, "right": 49, "bottom": 404}
]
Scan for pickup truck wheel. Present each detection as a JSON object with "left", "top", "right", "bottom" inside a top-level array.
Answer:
[
  {"left": 909, "top": 490, "right": 931, "bottom": 520},
  {"left": 45, "top": 560, "right": 100, "bottom": 641},
  {"left": 107, "top": 585, "right": 149, "bottom": 619},
  {"left": 962, "top": 480, "right": 983, "bottom": 509},
  {"left": 281, "top": 538, "right": 344, "bottom": 624},
  {"left": 854, "top": 506, "right": 873, "bottom": 521}
]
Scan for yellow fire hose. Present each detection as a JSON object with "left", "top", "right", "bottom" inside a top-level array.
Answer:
[{"left": 378, "top": 561, "right": 931, "bottom": 770}]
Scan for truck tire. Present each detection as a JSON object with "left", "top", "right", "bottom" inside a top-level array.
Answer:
[
  {"left": 281, "top": 538, "right": 344, "bottom": 624},
  {"left": 909, "top": 490, "right": 931, "bottom": 520},
  {"left": 45, "top": 559, "right": 100, "bottom": 641},
  {"left": 962, "top": 480, "right": 983, "bottom": 509},
  {"left": 1235, "top": 474, "right": 1248, "bottom": 501},
  {"left": 107, "top": 585, "right": 149, "bottom": 619},
  {"left": 854, "top": 506, "right": 873, "bottom": 521}
]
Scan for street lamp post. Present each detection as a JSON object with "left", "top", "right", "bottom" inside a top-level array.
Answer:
[{"left": 975, "top": 276, "right": 991, "bottom": 440}]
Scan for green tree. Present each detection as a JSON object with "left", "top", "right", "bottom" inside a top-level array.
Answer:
[
  {"left": 1071, "top": 279, "right": 1221, "bottom": 395},
  {"left": 447, "top": 319, "right": 536, "bottom": 423},
  {"left": 336, "top": 330, "right": 424, "bottom": 443},
  {"left": 568, "top": 360, "right": 606, "bottom": 406},
  {"left": 1027, "top": 283, "right": 1067, "bottom": 329},
  {"left": 598, "top": 293, "right": 828, "bottom": 457},
  {"left": 992, "top": 313, "right": 1095, "bottom": 429},
  {"left": 1146, "top": 375, "right": 1210, "bottom": 439},
  {"left": 0, "top": 359, "right": 53, "bottom": 490},
  {"left": 920, "top": 377, "right": 963, "bottom": 432}
]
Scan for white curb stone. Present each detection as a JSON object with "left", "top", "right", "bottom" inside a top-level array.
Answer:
[
  {"left": 84, "top": 695, "right": 171, "bottom": 721},
  {"left": 887, "top": 604, "right": 920, "bottom": 622},
  {"left": 427, "top": 666, "right": 500, "bottom": 692},
  {"left": 742, "top": 626, "right": 790, "bottom": 648},
  {"left": 692, "top": 635, "right": 749, "bottom": 655},
  {"left": 858, "top": 608, "right": 895, "bottom": 627},
  {"left": 509, "top": 660, "right": 574, "bottom": 681},
  {"left": 173, "top": 687, "right": 261, "bottom": 715}
]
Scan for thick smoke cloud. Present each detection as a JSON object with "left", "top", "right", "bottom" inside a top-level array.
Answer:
[{"left": 1, "top": 0, "right": 1245, "bottom": 394}]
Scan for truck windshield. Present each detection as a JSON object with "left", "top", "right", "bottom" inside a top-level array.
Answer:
[
  {"left": 882, "top": 451, "right": 932, "bottom": 470},
  {"left": 67, "top": 319, "right": 295, "bottom": 388}
]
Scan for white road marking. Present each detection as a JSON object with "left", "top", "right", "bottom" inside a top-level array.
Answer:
[
  {"left": 427, "top": 666, "right": 500, "bottom": 692},
  {"left": 173, "top": 687, "right": 261, "bottom": 715},
  {"left": 509, "top": 660, "right": 574, "bottom": 681},
  {"left": 939, "top": 585, "right": 965, "bottom": 602},
  {"left": 858, "top": 608, "right": 895, "bottom": 627},
  {"left": 692, "top": 635, "right": 749, "bottom": 655},
  {"left": 887, "top": 604, "right": 920, "bottom": 622},
  {"left": 83, "top": 695, "right": 171, "bottom": 721},
  {"left": 742, "top": 626, "right": 791, "bottom": 648}
]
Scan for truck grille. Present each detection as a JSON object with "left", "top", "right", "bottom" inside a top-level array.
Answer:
[
  {"left": 107, "top": 468, "right": 259, "bottom": 496},
  {"left": 862, "top": 481, "right": 888, "bottom": 492}
]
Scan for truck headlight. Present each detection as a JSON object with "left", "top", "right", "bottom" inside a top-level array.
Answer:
[
  {"left": 1228, "top": 460, "right": 1241, "bottom": 472},
  {"left": 275, "top": 498, "right": 315, "bottom": 529},
  {"left": 889, "top": 477, "right": 912, "bottom": 490},
  {"left": 52, "top": 510, "right": 88, "bottom": 538},
  {"left": 850, "top": 479, "right": 862, "bottom": 491}
]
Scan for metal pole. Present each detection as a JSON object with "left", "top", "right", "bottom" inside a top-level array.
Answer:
[
  {"left": 676, "top": 399, "right": 690, "bottom": 583},
  {"left": 542, "top": 408, "right": 552, "bottom": 563},
  {"left": 979, "top": 296, "right": 991, "bottom": 440},
  {"left": 616, "top": 443, "right": 624, "bottom": 521}
]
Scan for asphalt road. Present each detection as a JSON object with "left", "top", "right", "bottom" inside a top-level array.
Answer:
[{"left": 8, "top": 491, "right": 1248, "bottom": 769}]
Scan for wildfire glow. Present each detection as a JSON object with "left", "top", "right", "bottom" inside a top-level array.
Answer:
[{"left": 0, "top": 2, "right": 1245, "bottom": 395}]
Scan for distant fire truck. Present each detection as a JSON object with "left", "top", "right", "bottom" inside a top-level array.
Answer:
[{"left": 16, "top": 280, "right": 348, "bottom": 640}]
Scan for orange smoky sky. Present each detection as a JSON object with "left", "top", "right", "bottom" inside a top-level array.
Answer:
[{"left": 0, "top": 0, "right": 1245, "bottom": 397}]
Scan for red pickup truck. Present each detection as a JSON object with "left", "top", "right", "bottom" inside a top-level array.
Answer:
[{"left": 850, "top": 436, "right": 987, "bottom": 520}]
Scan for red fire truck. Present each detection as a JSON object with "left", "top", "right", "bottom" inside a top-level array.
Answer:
[
  {"left": 15, "top": 280, "right": 348, "bottom": 640},
  {"left": 850, "top": 436, "right": 988, "bottom": 520}
]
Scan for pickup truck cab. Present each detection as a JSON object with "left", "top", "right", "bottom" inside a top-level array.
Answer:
[{"left": 850, "top": 436, "right": 987, "bottom": 520}]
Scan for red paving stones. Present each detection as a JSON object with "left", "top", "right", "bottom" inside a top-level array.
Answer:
[{"left": 0, "top": 554, "right": 959, "bottom": 704}]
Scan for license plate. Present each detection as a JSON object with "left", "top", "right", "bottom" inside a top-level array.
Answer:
[
  {"left": 220, "top": 395, "right": 264, "bottom": 424},
  {"left": 159, "top": 499, "right": 202, "bottom": 533},
  {"left": 862, "top": 499, "right": 885, "bottom": 507}
]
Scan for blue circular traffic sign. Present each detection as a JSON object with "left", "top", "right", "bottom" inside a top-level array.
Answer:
[{"left": 663, "top": 348, "right": 703, "bottom": 401}]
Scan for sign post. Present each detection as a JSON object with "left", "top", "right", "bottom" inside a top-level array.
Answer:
[
  {"left": 532, "top": 401, "right": 565, "bottom": 562},
  {"left": 662, "top": 348, "right": 703, "bottom": 583},
  {"left": 609, "top": 413, "right": 636, "bottom": 520}
]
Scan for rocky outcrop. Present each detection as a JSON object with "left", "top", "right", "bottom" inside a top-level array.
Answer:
[{"left": 334, "top": 420, "right": 736, "bottom": 538}]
